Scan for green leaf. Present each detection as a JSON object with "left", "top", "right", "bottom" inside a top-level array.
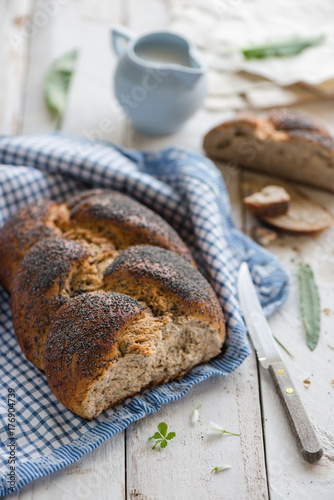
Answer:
[
  {"left": 153, "top": 439, "right": 164, "bottom": 449},
  {"left": 241, "top": 35, "right": 325, "bottom": 60},
  {"left": 298, "top": 263, "right": 321, "bottom": 351},
  {"left": 273, "top": 335, "right": 294, "bottom": 358},
  {"left": 44, "top": 49, "right": 79, "bottom": 129},
  {"left": 149, "top": 422, "right": 175, "bottom": 450},
  {"left": 157, "top": 422, "right": 168, "bottom": 437},
  {"left": 148, "top": 432, "right": 162, "bottom": 441}
]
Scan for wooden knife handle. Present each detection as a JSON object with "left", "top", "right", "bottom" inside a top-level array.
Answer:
[{"left": 268, "top": 361, "right": 323, "bottom": 464}]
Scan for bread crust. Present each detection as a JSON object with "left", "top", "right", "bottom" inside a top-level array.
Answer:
[
  {"left": 104, "top": 245, "right": 225, "bottom": 336},
  {"left": 68, "top": 190, "right": 195, "bottom": 265},
  {"left": 0, "top": 200, "right": 61, "bottom": 291},
  {"left": 287, "top": 130, "right": 334, "bottom": 153},
  {"left": 267, "top": 108, "right": 330, "bottom": 135},
  {"left": 43, "top": 291, "right": 145, "bottom": 417},
  {"left": 246, "top": 200, "right": 289, "bottom": 217},
  {"left": 11, "top": 237, "right": 89, "bottom": 370},
  {"left": 0, "top": 190, "right": 195, "bottom": 294}
]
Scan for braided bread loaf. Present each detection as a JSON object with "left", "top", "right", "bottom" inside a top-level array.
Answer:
[{"left": 0, "top": 190, "right": 225, "bottom": 419}]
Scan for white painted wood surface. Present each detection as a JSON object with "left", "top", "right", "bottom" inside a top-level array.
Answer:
[
  {"left": 0, "top": 0, "right": 34, "bottom": 134},
  {"left": 0, "top": 1, "right": 334, "bottom": 499}
]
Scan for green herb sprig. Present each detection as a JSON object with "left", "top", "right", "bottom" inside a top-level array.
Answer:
[
  {"left": 298, "top": 262, "right": 321, "bottom": 351},
  {"left": 148, "top": 422, "right": 176, "bottom": 450},
  {"left": 273, "top": 335, "right": 294, "bottom": 358},
  {"left": 241, "top": 35, "right": 325, "bottom": 60}
]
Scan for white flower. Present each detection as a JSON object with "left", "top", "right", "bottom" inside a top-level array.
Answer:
[
  {"left": 211, "top": 465, "right": 231, "bottom": 474},
  {"left": 191, "top": 405, "right": 201, "bottom": 424},
  {"left": 206, "top": 421, "right": 240, "bottom": 437},
  {"left": 207, "top": 421, "right": 224, "bottom": 435}
]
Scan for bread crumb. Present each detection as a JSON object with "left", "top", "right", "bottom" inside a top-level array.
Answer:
[
  {"left": 303, "top": 379, "right": 311, "bottom": 388},
  {"left": 251, "top": 227, "right": 277, "bottom": 247},
  {"left": 323, "top": 308, "right": 331, "bottom": 316},
  {"left": 331, "top": 380, "right": 334, "bottom": 387}
]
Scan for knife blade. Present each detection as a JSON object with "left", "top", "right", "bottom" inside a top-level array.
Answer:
[{"left": 237, "top": 262, "right": 323, "bottom": 464}]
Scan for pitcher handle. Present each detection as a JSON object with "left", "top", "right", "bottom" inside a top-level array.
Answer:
[{"left": 111, "top": 25, "right": 135, "bottom": 57}]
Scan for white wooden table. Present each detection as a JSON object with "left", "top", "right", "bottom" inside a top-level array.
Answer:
[{"left": 1, "top": 1, "right": 334, "bottom": 499}]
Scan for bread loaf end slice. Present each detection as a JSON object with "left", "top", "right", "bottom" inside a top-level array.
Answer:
[
  {"left": 44, "top": 291, "right": 224, "bottom": 419},
  {"left": 203, "top": 109, "right": 334, "bottom": 193}
]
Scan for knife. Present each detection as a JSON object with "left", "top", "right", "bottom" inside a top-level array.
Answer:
[{"left": 237, "top": 262, "right": 323, "bottom": 464}]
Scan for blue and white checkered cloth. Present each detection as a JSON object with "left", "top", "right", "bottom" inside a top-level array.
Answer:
[{"left": 0, "top": 133, "right": 289, "bottom": 496}]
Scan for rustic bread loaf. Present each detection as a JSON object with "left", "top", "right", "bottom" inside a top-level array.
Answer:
[
  {"left": 0, "top": 190, "right": 225, "bottom": 419},
  {"left": 203, "top": 108, "right": 334, "bottom": 192}
]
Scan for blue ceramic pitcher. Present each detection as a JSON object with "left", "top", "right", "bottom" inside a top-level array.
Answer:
[{"left": 111, "top": 25, "right": 207, "bottom": 136}]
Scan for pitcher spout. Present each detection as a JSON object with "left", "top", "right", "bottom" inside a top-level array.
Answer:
[
  {"left": 172, "top": 47, "right": 206, "bottom": 88},
  {"left": 172, "top": 67, "right": 205, "bottom": 87}
]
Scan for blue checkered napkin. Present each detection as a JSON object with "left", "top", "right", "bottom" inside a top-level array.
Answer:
[{"left": 0, "top": 133, "right": 289, "bottom": 496}]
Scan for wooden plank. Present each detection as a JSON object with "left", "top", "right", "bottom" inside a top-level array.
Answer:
[
  {"left": 0, "top": 0, "right": 34, "bottom": 134},
  {"left": 10, "top": 436, "right": 125, "bottom": 500},
  {"left": 122, "top": 2, "right": 269, "bottom": 491},
  {"left": 62, "top": 0, "right": 126, "bottom": 145},
  {"left": 241, "top": 168, "right": 334, "bottom": 499},
  {"left": 127, "top": 356, "right": 268, "bottom": 500}
]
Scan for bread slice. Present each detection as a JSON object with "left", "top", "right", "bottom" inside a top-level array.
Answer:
[
  {"left": 244, "top": 185, "right": 290, "bottom": 217},
  {"left": 203, "top": 108, "right": 334, "bottom": 193},
  {"left": 261, "top": 189, "right": 332, "bottom": 233},
  {"left": 245, "top": 181, "right": 332, "bottom": 233}
]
